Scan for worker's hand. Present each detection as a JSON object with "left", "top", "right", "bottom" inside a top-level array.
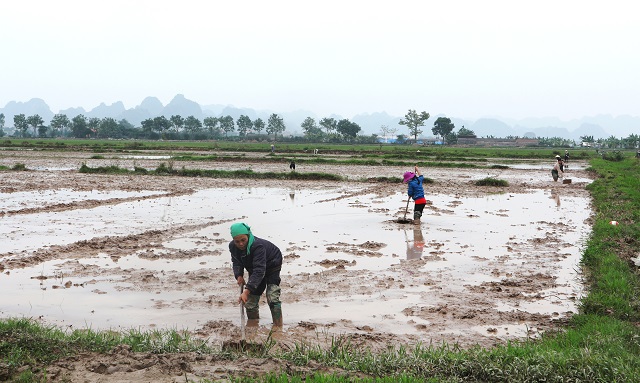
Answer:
[
  {"left": 236, "top": 276, "right": 245, "bottom": 286},
  {"left": 239, "top": 288, "right": 250, "bottom": 304}
]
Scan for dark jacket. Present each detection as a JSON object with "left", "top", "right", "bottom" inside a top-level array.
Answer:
[{"left": 229, "top": 236, "right": 282, "bottom": 293}]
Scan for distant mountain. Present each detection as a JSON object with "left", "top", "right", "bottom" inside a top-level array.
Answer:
[
  {"left": 162, "top": 94, "right": 202, "bottom": 119},
  {"left": 58, "top": 107, "right": 86, "bottom": 119},
  {"left": 572, "top": 123, "right": 610, "bottom": 141},
  {"left": 87, "top": 102, "right": 126, "bottom": 119},
  {"left": 520, "top": 126, "right": 572, "bottom": 140},
  {"left": 1, "top": 96, "right": 638, "bottom": 140},
  {"left": 139, "top": 97, "right": 164, "bottom": 116},
  {"left": 2, "top": 98, "right": 54, "bottom": 122},
  {"left": 469, "top": 118, "right": 514, "bottom": 138}
]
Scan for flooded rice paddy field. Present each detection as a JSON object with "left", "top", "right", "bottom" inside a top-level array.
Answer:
[{"left": 1, "top": 150, "right": 594, "bottom": 350}]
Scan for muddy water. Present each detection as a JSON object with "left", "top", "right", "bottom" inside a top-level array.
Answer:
[{"left": 0, "top": 182, "right": 591, "bottom": 343}]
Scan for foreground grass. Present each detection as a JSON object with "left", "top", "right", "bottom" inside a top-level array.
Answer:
[{"left": 2, "top": 157, "right": 640, "bottom": 382}]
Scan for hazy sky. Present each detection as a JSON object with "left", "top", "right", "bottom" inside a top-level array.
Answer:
[{"left": 2, "top": 0, "right": 638, "bottom": 120}]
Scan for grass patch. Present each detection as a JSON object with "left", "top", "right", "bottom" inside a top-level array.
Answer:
[
  {"left": 78, "top": 163, "right": 130, "bottom": 174},
  {"left": 474, "top": 177, "right": 509, "bottom": 186},
  {"left": 0, "top": 318, "right": 216, "bottom": 379},
  {"left": 2, "top": 138, "right": 611, "bottom": 161},
  {"left": 77, "top": 163, "right": 344, "bottom": 181}
]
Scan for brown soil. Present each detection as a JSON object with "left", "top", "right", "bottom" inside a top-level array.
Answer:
[{"left": 0, "top": 150, "right": 593, "bottom": 382}]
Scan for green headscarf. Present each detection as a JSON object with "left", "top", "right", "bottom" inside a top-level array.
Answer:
[{"left": 230, "top": 222, "right": 255, "bottom": 255}]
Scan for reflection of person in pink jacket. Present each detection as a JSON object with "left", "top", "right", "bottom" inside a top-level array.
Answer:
[{"left": 405, "top": 227, "right": 425, "bottom": 260}]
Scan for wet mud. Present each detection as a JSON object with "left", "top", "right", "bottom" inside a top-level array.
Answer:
[{"left": 0, "top": 150, "right": 594, "bottom": 382}]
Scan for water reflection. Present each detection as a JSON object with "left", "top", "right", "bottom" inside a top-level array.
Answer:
[
  {"left": 550, "top": 189, "right": 561, "bottom": 207},
  {"left": 405, "top": 226, "right": 426, "bottom": 260}
]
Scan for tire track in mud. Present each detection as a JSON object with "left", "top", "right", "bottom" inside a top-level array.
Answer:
[
  {"left": 0, "top": 216, "right": 235, "bottom": 272},
  {"left": 0, "top": 189, "right": 194, "bottom": 217}
]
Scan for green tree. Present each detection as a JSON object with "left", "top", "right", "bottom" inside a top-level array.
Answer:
[
  {"left": 219, "top": 115, "right": 235, "bottom": 137},
  {"left": 336, "top": 119, "right": 361, "bottom": 140},
  {"left": 97, "top": 117, "right": 121, "bottom": 138},
  {"left": 236, "top": 115, "right": 253, "bottom": 137},
  {"left": 50, "top": 114, "right": 71, "bottom": 137},
  {"left": 0, "top": 113, "right": 5, "bottom": 137},
  {"left": 622, "top": 133, "right": 639, "bottom": 149},
  {"left": 458, "top": 126, "right": 475, "bottom": 136},
  {"left": 170, "top": 115, "right": 184, "bottom": 133},
  {"left": 141, "top": 118, "right": 155, "bottom": 138},
  {"left": 445, "top": 132, "right": 458, "bottom": 144},
  {"left": 118, "top": 119, "right": 135, "bottom": 138},
  {"left": 319, "top": 117, "right": 337, "bottom": 135},
  {"left": 604, "top": 135, "right": 620, "bottom": 149},
  {"left": 580, "top": 135, "right": 595, "bottom": 143},
  {"left": 38, "top": 124, "right": 48, "bottom": 137},
  {"left": 14, "top": 114, "right": 29, "bottom": 137},
  {"left": 266, "top": 113, "right": 285, "bottom": 140},
  {"left": 203, "top": 117, "right": 220, "bottom": 137},
  {"left": 184, "top": 116, "right": 203, "bottom": 135},
  {"left": 253, "top": 118, "right": 265, "bottom": 135},
  {"left": 87, "top": 117, "right": 101, "bottom": 137},
  {"left": 432, "top": 117, "right": 455, "bottom": 144},
  {"left": 399, "top": 109, "right": 430, "bottom": 141},
  {"left": 26, "top": 114, "right": 44, "bottom": 137},
  {"left": 153, "top": 116, "right": 171, "bottom": 137},
  {"left": 301, "top": 117, "right": 322, "bottom": 139},
  {"left": 71, "top": 115, "right": 89, "bottom": 138}
]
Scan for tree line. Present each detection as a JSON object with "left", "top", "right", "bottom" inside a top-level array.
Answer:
[
  {"left": 1, "top": 112, "right": 287, "bottom": 141},
  {"left": 0, "top": 112, "right": 368, "bottom": 143},
  {"left": 1, "top": 110, "right": 637, "bottom": 148},
  {"left": 0, "top": 109, "right": 443, "bottom": 144}
]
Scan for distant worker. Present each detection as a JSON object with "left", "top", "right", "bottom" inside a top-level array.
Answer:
[
  {"left": 552, "top": 155, "right": 564, "bottom": 181},
  {"left": 564, "top": 150, "right": 569, "bottom": 163},
  {"left": 270, "top": 144, "right": 275, "bottom": 153},
  {"left": 403, "top": 165, "right": 427, "bottom": 224},
  {"left": 289, "top": 161, "right": 295, "bottom": 170}
]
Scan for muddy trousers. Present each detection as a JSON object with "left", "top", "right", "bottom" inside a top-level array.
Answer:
[
  {"left": 414, "top": 203, "right": 426, "bottom": 220},
  {"left": 244, "top": 271, "right": 282, "bottom": 325}
]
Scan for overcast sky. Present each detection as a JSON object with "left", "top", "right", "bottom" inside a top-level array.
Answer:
[{"left": 1, "top": 0, "right": 638, "bottom": 120}]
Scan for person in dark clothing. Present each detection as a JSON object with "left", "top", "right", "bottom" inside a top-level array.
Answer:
[
  {"left": 552, "top": 155, "right": 564, "bottom": 181},
  {"left": 289, "top": 161, "right": 295, "bottom": 170},
  {"left": 229, "top": 222, "right": 283, "bottom": 326}
]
